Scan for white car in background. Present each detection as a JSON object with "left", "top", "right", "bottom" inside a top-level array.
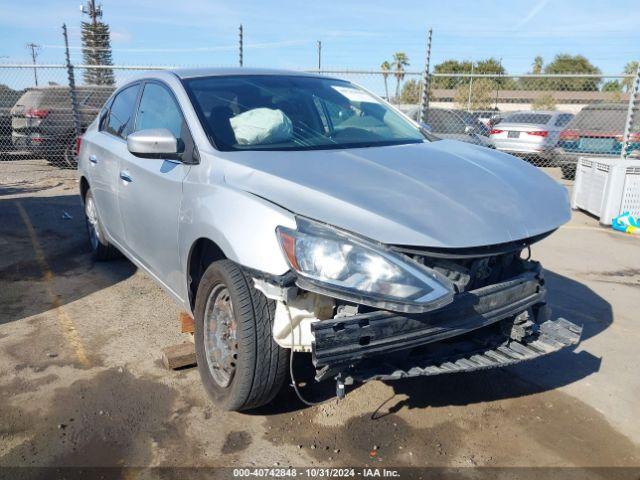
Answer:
[{"left": 489, "top": 111, "right": 573, "bottom": 164}]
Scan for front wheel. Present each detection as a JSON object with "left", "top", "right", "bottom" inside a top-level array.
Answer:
[{"left": 194, "top": 260, "right": 288, "bottom": 411}]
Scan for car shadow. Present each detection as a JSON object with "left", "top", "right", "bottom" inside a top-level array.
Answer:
[
  {"left": 254, "top": 269, "right": 610, "bottom": 416},
  {"left": 0, "top": 192, "right": 136, "bottom": 325}
]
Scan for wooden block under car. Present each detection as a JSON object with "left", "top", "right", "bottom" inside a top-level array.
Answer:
[
  {"left": 180, "top": 311, "right": 195, "bottom": 333},
  {"left": 161, "top": 342, "right": 197, "bottom": 370}
]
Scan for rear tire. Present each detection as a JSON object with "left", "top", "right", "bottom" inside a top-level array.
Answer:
[
  {"left": 194, "top": 259, "right": 288, "bottom": 411},
  {"left": 84, "top": 189, "right": 120, "bottom": 261},
  {"left": 63, "top": 138, "right": 78, "bottom": 169},
  {"left": 561, "top": 164, "right": 576, "bottom": 180}
]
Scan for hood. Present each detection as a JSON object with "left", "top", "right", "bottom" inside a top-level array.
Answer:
[{"left": 220, "top": 140, "right": 570, "bottom": 248}]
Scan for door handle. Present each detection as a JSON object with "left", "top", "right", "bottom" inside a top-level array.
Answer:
[
  {"left": 89, "top": 154, "right": 98, "bottom": 164},
  {"left": 119, "top": 170, "right": 133, "bottom": 183}
]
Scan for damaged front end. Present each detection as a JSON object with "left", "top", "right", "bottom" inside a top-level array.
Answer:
[{"left": 253, "top": 217, "right": 582, "bottom": 395}]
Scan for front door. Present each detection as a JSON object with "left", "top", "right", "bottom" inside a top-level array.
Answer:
[
  {"left": 118, "top": 81, "right": 193, "bottom": 298},
  {"left": 89, "top": 83, "right": 140, "bottom": 246}
]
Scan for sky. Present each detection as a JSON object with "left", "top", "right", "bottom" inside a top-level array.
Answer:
[{"left": 0, "top": 0, "right": 638, "bottom": 93}]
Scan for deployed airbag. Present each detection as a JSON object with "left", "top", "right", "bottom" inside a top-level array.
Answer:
[{"left": 230, "top": 108, "right": 293, "bottom": 145}]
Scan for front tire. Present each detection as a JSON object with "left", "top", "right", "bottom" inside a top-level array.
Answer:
[
  {"left": 194, "top": 260, "right": 288, "bottom": 411},
  {"left": 84, "top": 189, "right": 120, "bottom": 261}
]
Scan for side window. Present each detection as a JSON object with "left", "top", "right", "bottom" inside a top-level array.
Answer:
[
  {"left": 555, "top": 114, "right": 573, "bottom": 127},
  {"left": 429, "top": 111, "right": 446, "bottom": 133},
  {"left": 437, "top": 112, "right": 465, "bottom": 135},
  {"left": 135, "top": 83, "right": 184, "bottom": 141},
  {"left": 104, "top": 84, "right": 139, "bottom": 139}
]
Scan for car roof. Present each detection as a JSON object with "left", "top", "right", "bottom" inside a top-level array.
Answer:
[
  {"left": 24, "top": 85, "right": 113, "bottom": 91},
  {"left": 170, "top": 67, "right": 333, "bottom": 80},
  {"left": 582, "top": 102, "right": 628, "bottom": 110},
  {"left": 504, "top": 110, "right": 562, "bottom": 116}
]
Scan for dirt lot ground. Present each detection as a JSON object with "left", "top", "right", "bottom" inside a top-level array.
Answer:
[{"left": 1, "top": 159, "right": 640, "bottom": 477}]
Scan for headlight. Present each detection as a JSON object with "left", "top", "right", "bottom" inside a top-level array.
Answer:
[{"left": 276, "top": 218, "right": 454, "bottom": 313}]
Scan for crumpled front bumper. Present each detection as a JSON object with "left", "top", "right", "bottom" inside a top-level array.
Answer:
[
  {"left": 311, "top": 268, "right": 582, "bottom": 382},
  {"left": 347, "top": 317, "right": 581, "bottom": 382}
]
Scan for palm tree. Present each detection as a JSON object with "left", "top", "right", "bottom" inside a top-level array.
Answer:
[
  {"left": 392, "top": 52, "right": 410, "bottom": 100},
  {"left": 623, "top": 61, "right": 639, "bottom": 93},
  {"left": 380, "top": 61, "right": 391, "bottom": 100},
  {"left": 532, "top": 56, "right": 544, "bottom": 74}
]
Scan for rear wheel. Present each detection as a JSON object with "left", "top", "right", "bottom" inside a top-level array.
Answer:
[
  {"left": 194, "top": 260, "right": 288, "bottom": 411},
  {"left": 62, "top": 138, "right": 78, "bottom": 169},
  {"left": 84, "top": 189, "right": 120, "bottom": 261},
  {"left": 561, "top": 164, "right": 576, "bottom": 180}
]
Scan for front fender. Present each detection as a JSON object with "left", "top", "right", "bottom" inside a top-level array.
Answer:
[{"left": 178, "top": 180, "right": 296, "bottom": 307}]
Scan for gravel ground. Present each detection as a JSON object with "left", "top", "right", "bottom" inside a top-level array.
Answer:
[{"left": 1, "top": 160, "right": 639, "bottom": 476}]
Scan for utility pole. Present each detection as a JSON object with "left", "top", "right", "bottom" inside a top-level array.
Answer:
[
  {"left": 419, "top": 28, "right": 432, "bottom": 125},
  {"left": 25, "top": 42, "right": 40, "bottom": 86},
  {"left": 239, "top": 24, "right": 244, "bottom": 67},
  {"left": 621, "top": 61, "right": 640, "bottom": 159},
  {"left": 63, "top": 24, "right": 82, "bottom": 142},
  {"left": 317, "top": 40, "right": 322, "bottom": 71}
]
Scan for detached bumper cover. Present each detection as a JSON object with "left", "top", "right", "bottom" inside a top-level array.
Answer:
[{"left": 311, "top": 269, "right": 582, "bottom": 381}]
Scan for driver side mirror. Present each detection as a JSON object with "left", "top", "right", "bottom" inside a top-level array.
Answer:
[
  {"left": 127, "top": 128, "right": 180, "bottom": 159},
  {"left": 464, "top": 125, "right": 475, "bottom": 135}
]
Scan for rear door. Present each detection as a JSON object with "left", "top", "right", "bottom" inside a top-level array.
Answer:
[
  {"left": 118, "top": 80, "right": 192, "bottom": 297},
  {"left": 87, "top": 82, "right": 141, "bottom": 246}
]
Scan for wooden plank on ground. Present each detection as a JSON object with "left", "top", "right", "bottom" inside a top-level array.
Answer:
[{"left": 161, "top": 342, "right": 196, "bottom": 370}]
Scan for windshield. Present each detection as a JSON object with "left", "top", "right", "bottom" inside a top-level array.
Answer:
[
  {"left": 503, "top": 113, "right": 552, "bottom": 125},
  {"left": 183, "top": 75, "right": 425, "bottom": 151},
  {"left": 570, "top": 105, "right": 628, "bottom": 132}
]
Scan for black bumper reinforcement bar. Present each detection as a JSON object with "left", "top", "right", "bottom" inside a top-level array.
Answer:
[{"left": 312, "top": 271, "right": 547, "bottom": 369}]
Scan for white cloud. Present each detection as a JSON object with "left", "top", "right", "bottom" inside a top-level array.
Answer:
[{"left": 514, "top": 0, "right": 552, "bottom": 30}]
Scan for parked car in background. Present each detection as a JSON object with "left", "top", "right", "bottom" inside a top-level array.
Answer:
[
  {"left": 489, "top": 111, "right": 573, "bottom": 165},
  {"left": 11, "top": 85, "right": 113, "bottom": 167},
  {"left": 78, "top": 68, "right": 580, "bottom": 411},
  {"left": 469, "top": 109, "right": 502, "bottom": 129},
  {"left": 407, "top": 107, "right": 493, "bottom": 147},
  {"left": 554, "top": 103, "right": 640, "bottom": 179},
  {"left": 0, "top": 86, "right": 23, "bottom": 154}
]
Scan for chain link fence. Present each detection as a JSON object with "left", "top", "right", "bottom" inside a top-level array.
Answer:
[
  {"left": 0, "top": 65, "right": 162, "bottom": 169},
  {"left": 0, "top": 64, "right": 639, "bottom": 181},
  {"left": 320, "top": 69, "right": 640, "bottom": 179}
]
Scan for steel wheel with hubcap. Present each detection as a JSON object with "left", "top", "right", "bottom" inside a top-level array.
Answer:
[
  {"left": 194, "top": 259, "right": 288, "bottom": 411},
  {"left": 203, "top": 285, "right": 238, "bottom": 388}
]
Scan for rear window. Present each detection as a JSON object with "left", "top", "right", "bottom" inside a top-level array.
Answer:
[
  {"left": 15, "top": 89, "right": 71, "bottom": 108},
  {"left": 569, "top": 105, "right": 628, "bottom": 132},
  {"left": 503, "top": 113, "right": 552, "bottom": 125}
]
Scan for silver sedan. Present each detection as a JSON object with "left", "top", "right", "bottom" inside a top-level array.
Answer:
[
  {"left": 77, "top": 69, "right": 579, "bottom": 411},
  {"left": 489, "top": 111, "right": 573, "bottom": 162}
]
